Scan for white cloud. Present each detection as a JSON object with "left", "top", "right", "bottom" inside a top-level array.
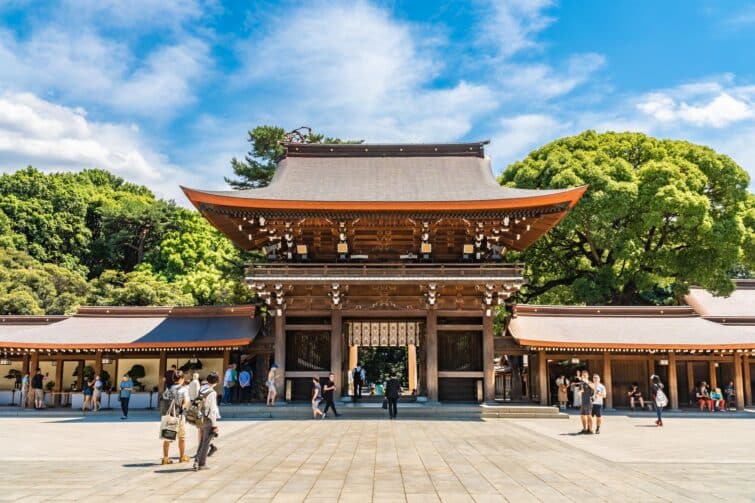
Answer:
[
  {"left": 483, "top": 0, "right": 555, "bottom": 59},
  {"left": 236, "top": 1, "right": 496, "bottom": 142},
  {"left": 56, "top": 0, "right": 207, "bottom": 30},
  {"left": 487, "top": 114, "right": 570, "bottom": 171},
  {"left": 500, "top": 53, "right": 606, "bottom": 100},
  {"left": 636, "top": 80, "right": 754, "bottom": 128},
  {"left": 0, "top": 92, "right": 203, "bottom": 202}
]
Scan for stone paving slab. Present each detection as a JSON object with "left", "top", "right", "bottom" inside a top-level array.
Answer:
[{"left": 0, "top": 415, "right": 753, "bottom": 501}]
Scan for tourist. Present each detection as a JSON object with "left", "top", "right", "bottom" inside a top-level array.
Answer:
[
  {"left": 591, "top": 374, "right": 606, "bottom": 434},
  {"left": 82, "top": 375, "right": 94, "bottom": 411},
  {"left": 556, "top": 375, "right": 569, "bottom": 411},
  {"left": 163, "top": 364, "right": 177, "bottom": 393},
  {"left": 724, "top": 381, "right": 736, "bottom": 409},
  {"left": 119, "top": 374, "right": 133, "bottom": 420},
  {"left": 627, "top": 383, "right": 645, "bottom": 410},
  {"left": 31, "top": 368, "right": 44, "bottom": 409},
  {"left": 312, "top": 376, "right": 325, "bottom": 419},
  {"left": 710, "top": 387, "right": 725, "bottom": 412},
  {"left": 385, "top": 373, "right": 401, "bottom": 419},
  {"left": 322, "top": 373, "right": 340, "bottom": 417},
  {"left": 92, "top": 374, "right": 103, "bottom": 411},
  {"left": 651, "top": 374, "right": 667, "bottom": 426},
  {"left": 239, "top": 365, "right": 252, "bottom": 403},
  {"left": 570, "top": 371, "right": 582, "bottom": 409},
  {"left": 576, "top": 370, "right": 595, "bottom": 434},
  {"left": 194, "top": 371, "right": 221, "bottom": 471},
  {"left": 188, "top": 372, "right": 200, "bottom": 401},
  {"left": 222, "top": 363, "right": 236, "bottom": 405},
  {"left": 20, "top": 372, "right": 29, "bottom": 409},
  {"left": 161, "top": 371, "right": 190, "bottom": 465},
  {"left": 352, "top": 363, "right": 365, "bottom": 402},
  {"left": 267, "top": 364, "right": 278, "bottom": 406},
  {"left": 695, "top": 381, "right": 714, "bottom": 412}
]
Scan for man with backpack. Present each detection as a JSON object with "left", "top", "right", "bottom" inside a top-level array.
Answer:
[
  {"left": 160, "top": 371, "right": 190, "bottom": 465},
  {"left": 191, "top": 371, "right": 221, "bottom": 471}
]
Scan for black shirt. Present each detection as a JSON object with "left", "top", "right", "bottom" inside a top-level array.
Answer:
[
  {"left": 31, "top": 374, "right": 43, "bottom": 389},
  {"left": 323, "top": 378, "right": 335, "bottom": 400},
  {"left": 386, "top": 378, "right": 401, "bottom": 399}
]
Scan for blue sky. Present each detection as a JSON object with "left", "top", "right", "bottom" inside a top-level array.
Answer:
[{"left": 1, "top": 0, "right": 754, "bottom": 203}]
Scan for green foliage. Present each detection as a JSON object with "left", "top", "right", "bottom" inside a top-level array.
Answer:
[
  {"left": 225, "top": 125, "right": 360, "bottom": 189},
  {"left": 88, "top": 267, "right": 194, "bottom": 307},
  {"left": 358, "top": 347, "right": 408, "bottom": 388},
  {"left": 127, "top": 364, "right": 146, "bottom": 386},
  {"left": 500, "top": 131, "right": 754, "bottom": 304}
]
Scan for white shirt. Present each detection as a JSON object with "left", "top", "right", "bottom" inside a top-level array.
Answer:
[
  {"left": 188, "top": 379, "right": 200, "bottom": 401},
  {"left": 593, "top": 383, "right": 607, "bottom": 405},
  {"left": 199, "top": 384, "right": 220, "bottom": 426}
]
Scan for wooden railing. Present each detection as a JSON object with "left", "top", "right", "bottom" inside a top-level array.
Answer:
[{"left": 246, "top": 262, "right": 523, "bottom": 279}]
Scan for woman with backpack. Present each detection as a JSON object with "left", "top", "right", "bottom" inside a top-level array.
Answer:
[
  {"left": 161, "top": 371, "right": 190, "bottom": 464},
  {"left": 651, "top": 374, "right": 667, "bottom": 427}
]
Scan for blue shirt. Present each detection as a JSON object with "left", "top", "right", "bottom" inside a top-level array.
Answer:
[
  {"left": 120, "top": 379, "right": 133, "bottom": 398},
  {"left": 239, "top": 370, "right": 251, "bottom": 387}
]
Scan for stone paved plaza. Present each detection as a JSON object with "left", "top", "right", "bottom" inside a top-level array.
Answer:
[{"left": 0, "top": 414, "right": 754, "bottom": 502}]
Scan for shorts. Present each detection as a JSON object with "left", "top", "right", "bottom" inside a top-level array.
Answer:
[
  {"left": 34, "top": 389, "right": 44, "bottom": 401},
  {"left": 177, "top": 419, "right": 186, "bottom": 440},
  {"left": 591, "top": 404, "right": 602, "bottom": 417},
  {"left": 580, "top": 402, "right": 592, "bottom": 415},
  {"left": 93, "top": 390, "right": 102, "bottom": 399},
  {"left": 311, "top": 399, "right": 321, "bottom": 411},
  {"left": 267, "top": 380, "right": 276, "bottom": 391}
]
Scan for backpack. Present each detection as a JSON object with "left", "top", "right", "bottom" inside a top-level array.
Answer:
[
  {"left": 185, "top": 388, "right": 212, "bottom": 426},
  {"left": 655, "top": 388, "right": 669, "bottom": 408}
]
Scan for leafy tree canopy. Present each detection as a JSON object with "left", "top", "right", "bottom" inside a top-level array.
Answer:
[
  {"left": 500, "top": 131, "right": 754, "bottom": 305},
  {"left": 225, "top": 125, "right": 361, "bottom": 189}
]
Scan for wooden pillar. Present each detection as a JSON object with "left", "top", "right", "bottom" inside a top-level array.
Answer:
[
  {"left": 426, "top": 309, "right": 438, "bottom": 402},
  {"left": 407, "top": 344, "right": 417, "bottom": 393},
  {"left": 94, "top": 350, "right": 103, "bottom": 376},
  {"left": 274, "top": 312, "right": 286, "bottom": 397},
  {"left": 602, "top": 352, "right": 613, "bottom": 410},
  {"left": 54, "top": 355, "right": 64, "bottom": 407},
  {"left": 22, "top": 354, "right": 30, "bottom": 375},
  {"left": 668, "top": 352, "right": 679, "bottom": 410},
  {"left": 647, "top": 355, "right": 655, "bottom": 380},
  {"left": 158, "top": 350, "right": 167, "bottom": 393},
  {"left": 686, "top": 362, "right": 695, "bottom": 395},
  {"left": 29, "top": 351, "right": 39, "bottom": 374},
  {"left": 348, "top": 345, "right": 358, "bottom": 396},
  {"left": 744, "top": 355, "right": 752, "bottom": 407},
  {"left": 538, "top": 350, "right": 548, "bottom": 406},
  {"left": 330, "top": 310, "right": 343, "bottom": 394},
  {"left": 709, "top": 360, "right": 717, "bottom": 390},
  {"left": 734, "top": 353, "right": 745, "bottom": 411},
  {"left": 482, "top": 314, "right": 495, "bottom": 402},
  {"left": 76, "top": 360, "right": 84, "bottom": 390}
]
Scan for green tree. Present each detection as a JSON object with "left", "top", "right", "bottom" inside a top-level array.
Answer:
[
  {"left": 88, "top": 267, "right": 194, "bottom": 307},
  {"left": 225, "top": 126, "right": 360, "bottom": 189},
  {"left": 500, "top": 131, "right": 753, "bottom": 305}
]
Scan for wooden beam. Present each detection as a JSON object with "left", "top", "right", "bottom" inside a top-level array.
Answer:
[
  {"left": 686, "top": 362, "right": 694, "bottom": 394},
  {"left": 285, "top": 324, "right": 332, "bottom": 331},
  {"left": 94, "top": 350, "right": 103, "bottom": 376},
  {"left": 734, "top": 353, "right": 745, "bottom": 411},
  {"left": 709, "top": 360, "right": 717, "bottom": 390},
  {"left": 482, "top": 315, "right": 495, "bottom": 402},
  {"left": 436, "top": 324, "right": 484, "bottom": 331},
  {"left": 54, "top": 355, "right": 64, "bottom": 407},
  {"left": 538, "top": 350, "right": 548, "bottom": 406},
  {"left": 22, "top": 354, "right": 30, "bottom": 375},
  {"left": 438, "top": 371, "right": 484, "bottom": 378},
  {"left": 330, "top": 310, "right": 343, "bottom": 394},
  {"left": 408, "top": 343, "right": 417, "bottom": 393},
  {"left": 603, "top": 352, "right": 613, "bottom": 410},
  {"left": 426, "top": 310, "right": 438, "bottom": 402},
  {"left": 744, "top": 355, "right": 752, "bottom": 407},
  {"left": 668, "top": 352, "right": 679, "bottom": 410},
  {"left": 158, "top": 351, "right": 167, "bottom": 393},
  {"left": 274, "top": 313, "right": 286, "bottom": 398}
]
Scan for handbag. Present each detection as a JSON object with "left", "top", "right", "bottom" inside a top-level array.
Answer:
[
  {"left": 655, "top": 389, "right": 669, "bottom": 408},
  {"left": 159, "top": 401, "right": 179, "bottom": 441}
]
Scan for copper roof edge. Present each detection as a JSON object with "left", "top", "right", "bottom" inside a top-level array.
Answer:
[
  {"left": 511, "top": 304, "right": 696, "bottom": 317},
  {"left": 74, "top": 305, "right": 256, "bottom": 318},
  {"left": 0, "top": 315, "right": 68, "bottom": 324}
]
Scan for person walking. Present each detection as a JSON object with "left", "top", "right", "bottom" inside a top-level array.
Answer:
[
  {"left": 385, "top": 373, "right": 401, "bottom": 419},
  {"left": 20, "top": 372, "right": 29, "bottom": 409},
  {"left": 322, "top": 373, "right": 341, "bottom": 417},
  {"left": 161, "top": 371, "right": 190, "bottom": 465},
  {"left": 194, "top": 371, "right": 221, "bottom": 471},
  {"left": 352, "top": 363, "right": 365, "bottom": 402},
  {"left": 31, "top": 368, "right": 44, "bottom": 409},
  {"left": 651, "top": 374, "right": 668, "bottom": 427},
  {"left": 119, "top": 374, "right": 133, "bottom": 420},
  {"left": 239, "top": 365, "right": 252, "bottom": 403},
  {"left": 312, "top": 377, "right": 325, "bottom": 419},
  {"left": 266, "top": 364, "right": 278, "bottom": 406},
  {"left": 92, "top": 374, "right": 103, "bottom": 411},
  {"left": 591, "top": 374, "right": 606, "bottom": 434},
  {"left": 576, "top": 370, "right": 595, "bottom": 434}
]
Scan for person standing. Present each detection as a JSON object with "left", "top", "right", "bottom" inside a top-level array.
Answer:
[
  {"left": 651, "top": 374, "right": 667, "bottom": 427},
  {"left": 238, "top": 365, "right": 252, "bottom": 403},
  {"left": 161, "top": 371, "right": 190, "bottom": 465},
  {"left": 576, "top": 370, "right": 595, "bottom": 434},
  {"left": 591, "top": 374, "right": 606, "bottom": 434},
  {"left": 194, "top": 371, "right": 221, "bottom": 471},
  {"left": 93, "top": 374, "right": 103, "bottom": 411},
  {"left": 322, "top": 373, "right": 340, "bottom": 417},
  {"left": 312, "top": 377, "right": 325, "bottom": 419},
  {"left": 556, "top": 375, "right": 569, "bottom": 411},
  {"left": 571, "top": 371, "right": 582, "bottom": 409},
  {"left": 222, "top": 364, "right": 236, "bottom": 405},
  {"left": 20, "top": 372, "right": 29, "bottom": 409},
  {"left": 163, "top": 365, "right": 177, "bottom": 393},
  {"left": 352, "top": 363, "right": 364, "bottom": 402},
  {"left": 188, "top": 373, "right": 200, "bottom": 401},
  {"left": 31, "top": 368, "right": 44, "bottom": 409},
  {"left": 266, "top": 364, "right": 278, "bottom": 406},
  {"left": 385, "top": 373, "right": 401, "bottom": 419},
  {"left": 119, "top": 374, "right": 133, "bottom": 420},
  {"left": 82, "top": 376, "right": 94, "bottom": 412}
]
